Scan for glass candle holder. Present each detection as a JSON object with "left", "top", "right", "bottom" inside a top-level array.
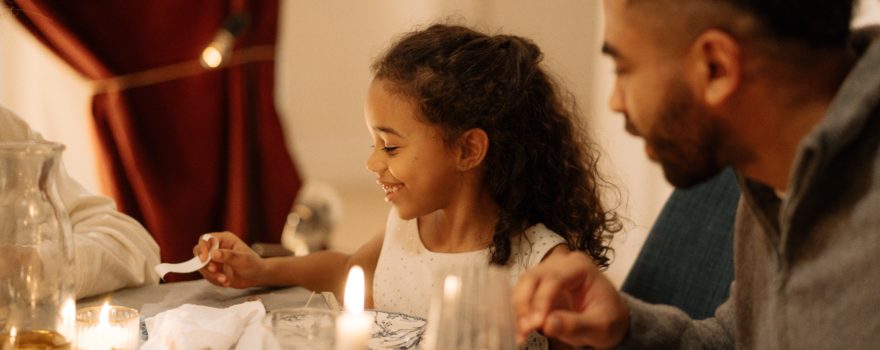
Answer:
[
  {"left": 265, "top": 308, "right": 338, "bottom": 350},
  {"left": 75, "top": 305, "right": 139, "bottom": 350}
]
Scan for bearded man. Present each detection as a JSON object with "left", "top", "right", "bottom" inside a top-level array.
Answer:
[{"left": 513, "top": 1, "right": 880, "bottom": 348}]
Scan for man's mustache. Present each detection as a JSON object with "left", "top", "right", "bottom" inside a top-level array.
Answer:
[{"left": 624, "top": 116, "right": 640, "bottom": 137}]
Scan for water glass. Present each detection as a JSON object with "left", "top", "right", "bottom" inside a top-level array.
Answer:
[
  {"left": 265, "top": 308, "right": 338, "bottom": 350},
  {"left": 422, "top": 264, "right": 516, "bottom": 350}
]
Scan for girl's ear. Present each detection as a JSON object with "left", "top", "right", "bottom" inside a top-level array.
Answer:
[{"left": 456, "top": 128, "right": 489, "bottom": 171}]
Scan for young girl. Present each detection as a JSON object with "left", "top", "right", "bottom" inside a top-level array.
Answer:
[{"left": 196, "top": 24, "right": 620, "bottom": 349}]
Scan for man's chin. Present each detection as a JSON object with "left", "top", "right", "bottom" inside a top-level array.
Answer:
[
  {"left": 644, "top": 144, "right": 659, "bottom": 162},
  {"left": 661, "top": 164, "right": 723, "bottom": 189}
]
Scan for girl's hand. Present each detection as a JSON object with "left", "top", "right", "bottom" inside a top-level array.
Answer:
[{"left": 193, "top": 231, "right": 266, "bottom": 288}]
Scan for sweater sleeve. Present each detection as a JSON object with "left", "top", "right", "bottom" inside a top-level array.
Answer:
[
  {"left": 1, "top": 106, "right": 161, "bottom": 298},
  {"left": 58, "top": 162, "right": 161, "bottom": 298},
  {"left": 615, "top": 290, "right": 735, "bottom": 349}
]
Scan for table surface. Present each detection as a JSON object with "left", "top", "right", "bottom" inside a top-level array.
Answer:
[{"left": 78, "top": 279, "right": 339, "bottom": 317}]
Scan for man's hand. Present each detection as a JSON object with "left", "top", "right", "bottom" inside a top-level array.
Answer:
[{"left": 512, "top": 251, "right": 630, "bottom": 348}]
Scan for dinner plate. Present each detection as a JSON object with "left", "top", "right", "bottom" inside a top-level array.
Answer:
[{"left": 367, "top": 310, "right": 426, "bottom": 350}]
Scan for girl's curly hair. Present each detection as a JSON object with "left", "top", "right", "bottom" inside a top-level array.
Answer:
[{"left": 372, "top": 24, "right": 621, "bottom": 268}]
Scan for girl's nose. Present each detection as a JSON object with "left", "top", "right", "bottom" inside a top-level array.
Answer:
[{"left": 366, "top": 151, "right": 385, "bottom": 175}]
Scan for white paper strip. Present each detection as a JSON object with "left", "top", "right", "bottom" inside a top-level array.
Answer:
[{"left": 154, "top": 234, "right": 220, "bottom": 280}]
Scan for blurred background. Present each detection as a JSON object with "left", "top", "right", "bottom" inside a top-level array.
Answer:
[{"left": 1, "top": 1, "right": 878, "bottom": 285}]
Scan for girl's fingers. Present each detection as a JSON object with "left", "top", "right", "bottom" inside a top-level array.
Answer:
[
  {"left": 194, "top": 240, "right": 210, "bottom": 261},
  {"left": 221, "top": 262, "right": 236, "bottom": 286}
]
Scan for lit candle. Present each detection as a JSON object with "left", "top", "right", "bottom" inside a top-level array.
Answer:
[
  {"left": 75, "top": 302, "right": 139, "bottom": 350},
  {"left": 60, "top": 297, "right": 77, "bottom": 341},
  {"left": 336, "top": 266, "right": 372, "bottom": 350}
]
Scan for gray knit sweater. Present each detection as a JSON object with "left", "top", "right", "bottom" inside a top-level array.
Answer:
[{"left": 618, "top": 29, "right": 880, "bottom": 349}]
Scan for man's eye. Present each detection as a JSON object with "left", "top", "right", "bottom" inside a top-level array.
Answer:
[{"left": 382, "top": 146, "right": 398, "bottom": 152}]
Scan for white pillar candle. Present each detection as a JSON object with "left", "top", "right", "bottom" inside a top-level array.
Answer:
[{"left": 336, "top": 266, "right": 372, "bottom": 350}]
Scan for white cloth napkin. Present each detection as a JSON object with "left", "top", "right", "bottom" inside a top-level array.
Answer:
[{"left": 140, "top": 300, "right": 279, "bottom": 350}]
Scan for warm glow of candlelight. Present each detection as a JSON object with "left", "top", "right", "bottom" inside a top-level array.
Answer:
[
  {"left": 60, "top": 298, "right": 76, "bottom": 340},
  {"left": 344, "top": 265, "right": 365, "bottom": 313},
  {"left": 76, "top": 304, "right": 139, "bottom": 350},
  {"left": 337, "top": 265, "right": 371, "bottom": 350},
  {"left": 99, "top": 302, "right": 110, "bottom": 326},
  {"left": 443, "top": 275, "right": 461, "bottom": 299},
  {"left": 63, "top": 299, "right": 76, "bottom": 321}
]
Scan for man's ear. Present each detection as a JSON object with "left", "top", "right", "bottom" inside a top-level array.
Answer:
[
  {"left": 456, "top": 128, "right": 489, "bottom": 171},
  {"left": 690, "top": 29, "right": 742, "bottom": 107}
]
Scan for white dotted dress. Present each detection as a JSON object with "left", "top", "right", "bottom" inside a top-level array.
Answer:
[{"left": 373, "top": 208, "right": 566, "bottom": 349}]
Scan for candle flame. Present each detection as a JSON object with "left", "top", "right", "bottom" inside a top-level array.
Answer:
[
  {"left": 99, "top": 302, "right": 111, "bottom": 326},
  {"left": 63, "top": 298, "right": 76, "bottom": 320},
  {"left": 60, "top": 298, "right": 76, "bottom": 339},
  {"left": 344, "top": 265, "right": 365, "bottom": 313},
  {"left": 443, "top": 275, "right": 461, "bottom": 299}
]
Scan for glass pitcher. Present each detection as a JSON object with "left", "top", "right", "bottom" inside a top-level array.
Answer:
[{"left": 0, "top": 141, "right": 76, "bottom": 350}]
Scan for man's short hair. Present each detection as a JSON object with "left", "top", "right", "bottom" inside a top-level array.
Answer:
[
  {"left": 735, "top": 0, "right": 858, "bottom": 48},
  {"left": 627, "top": 0, "right": 859, "bottom": 48}
]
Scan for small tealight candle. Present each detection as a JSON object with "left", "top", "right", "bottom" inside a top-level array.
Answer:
[
  {"left": 336, "top": 266, "right": 372, "bottom": 350},
  {"left": 75, "top": 302, "right": 139, "bottom": 350}
]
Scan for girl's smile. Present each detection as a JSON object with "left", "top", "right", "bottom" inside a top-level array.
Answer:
[{"left": 377, "top": 180, "right": 404, "bottom": 202}]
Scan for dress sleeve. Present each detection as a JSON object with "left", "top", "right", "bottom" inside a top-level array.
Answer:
[{"left": 518, "top": 224, "right": 567, "bottom": 269}]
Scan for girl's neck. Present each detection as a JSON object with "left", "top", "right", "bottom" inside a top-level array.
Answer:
[{"left": 418, "top": 191, "right": 499, "bottom": 253}]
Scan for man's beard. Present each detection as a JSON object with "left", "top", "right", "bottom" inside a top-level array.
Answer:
[{"left": 647, "top": 80, "right": 724, "bottom": 188}]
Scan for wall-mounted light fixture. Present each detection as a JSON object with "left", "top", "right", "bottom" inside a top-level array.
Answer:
[{"left": 200, "top": 12, "right": 250, "bottom": 69}]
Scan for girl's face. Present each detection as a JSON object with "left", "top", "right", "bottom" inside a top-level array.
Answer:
[{"left": 364, "top": 79, "right": 461, "bottom": 220}]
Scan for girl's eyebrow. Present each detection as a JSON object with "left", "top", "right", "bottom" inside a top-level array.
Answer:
[{"left": 374, "top": 126, "right": 405, "bottom": 137}]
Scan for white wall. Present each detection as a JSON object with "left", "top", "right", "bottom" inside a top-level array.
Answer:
[
  {"left": 855, "top": 0, "right": 880, "bottom": 27},
  {"left": 0, "top": 13, "right": 97, "bottom": 193}
]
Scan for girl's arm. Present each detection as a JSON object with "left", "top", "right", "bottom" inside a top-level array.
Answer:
[
  {"left": 196, "top": 230, "right": 384, "bottom": 306},
  {"left": 260, "top": 231, "right": 384, "bottom": 306}
]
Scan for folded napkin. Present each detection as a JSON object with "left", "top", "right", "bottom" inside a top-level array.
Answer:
[{"left": 141, "top": 300, "right": 279, "bottom": 350}]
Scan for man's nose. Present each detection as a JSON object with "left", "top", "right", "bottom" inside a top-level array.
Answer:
[{"left": 608, "top": 79, "right": 626, "bottom": 114}]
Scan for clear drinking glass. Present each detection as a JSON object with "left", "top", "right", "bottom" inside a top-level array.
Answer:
[
  {"left": 264, "top": 308, "right": 338, "bottom": 350},
  {"left": 280, "top": 212, "right": 306, "bottom": 255},
  {"left": 422, "top": 264, "right": 517, "bottom": 350},
  {"left": 0, "top": 141, "right": 76, "bottom": 349}
]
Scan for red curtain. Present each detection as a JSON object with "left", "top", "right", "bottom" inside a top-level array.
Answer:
[{"left": 5, "top": 0, "right": 301, "bottom": 281}]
